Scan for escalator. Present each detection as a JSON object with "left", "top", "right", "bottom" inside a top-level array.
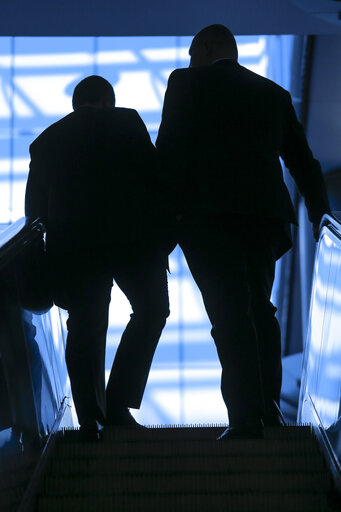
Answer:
[
  {"left": 0, "top": 218, "right": 75, "bottom": 511},
  {"left": 1, "top": 216, "right": 341, "bottom": 511},
  {"left": 30, "top": 424, "right": 340, "bottom": 511}
]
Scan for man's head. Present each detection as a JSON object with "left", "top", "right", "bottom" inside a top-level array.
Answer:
[
  {"left": 72, "top": 75, "right": 115, "bottom": 110},
  {"left": 189, "top": 24, "right": 238, "bottom": 68}
]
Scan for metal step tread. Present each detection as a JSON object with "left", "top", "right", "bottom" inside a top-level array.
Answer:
[
  {"left": 37, "top": 491, "right": 331, "bottom": 512},
  {"left": 0, "top": 485, "right": 27, "bottom": 508},
  {"left": 0, "top": 466, "right": 36, "bottom": 490},
  {"left": 35, "top": 425, "right": 338, "bottom": 512},
  {"left": 56, "top": 437, "right": 322, "bottom": 459},
  {"left": 43, "top": 471, "right": 332, "bottom": 495},
  {"left": 49, "top": 453, "right": 327, "bottom": 476},
  {"left": 62, "top": 425, "right": 313, "bottom": 443}
]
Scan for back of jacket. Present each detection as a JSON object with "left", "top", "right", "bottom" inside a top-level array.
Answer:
[
  {"left": 26, "top": 106, "right": 157, "bottom": 251},
  {"left": 156, "top": 60, "right": 329, "bottom": 225}
]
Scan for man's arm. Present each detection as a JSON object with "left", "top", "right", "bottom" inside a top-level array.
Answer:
[
  {"left": 123, "top": 108, "right": 154, "bottom": 147},
  {"left": 25, "top": 142, "right": 48, "bottom": 222},
  {"left": 156, "top": 70, "right": 196, "bottom": 214},
  {"left": 156, "top": 69, "right": 192, "bottom": 153},
  {"left": 121, "top": 109, "right": 158, "bottom": 187},
  {"left": 280, "top": 93, "right": 330, "bottom": 239}
]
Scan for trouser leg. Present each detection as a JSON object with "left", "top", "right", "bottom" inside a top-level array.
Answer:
[
  {"left": 247, "top": 246, "right": 282, "bottom": 419},
  {"left": 180, "top": 236, "right": 265, "bottom": 428},
  {"left": 61, "top": 254, "right": 112, "bottom": 426},
  {"left": 106, "top": 255, "right": 169, "bottom": 412}
]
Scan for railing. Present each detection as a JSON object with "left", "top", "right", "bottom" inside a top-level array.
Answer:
[
  {"left": 0, "top": 217, "right": 45, "bottom": 270},
  {"left": 298, "top": 211, "right": 341, "bottom": 488},
  {"left": 0, "top": 217, "right": 74, "bottom": 445}
]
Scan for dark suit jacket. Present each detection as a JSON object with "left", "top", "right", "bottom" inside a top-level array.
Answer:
[
  {"left": 25, "top": 106, "right": 158, "bottom": 252},
  {"left": 156, "top": 60, "right": 330, "bottom": 238}
]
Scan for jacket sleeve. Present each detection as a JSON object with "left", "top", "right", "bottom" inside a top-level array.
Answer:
[
  {"left": 280, "top": 92, "right": 330, "bottom": 224},
  {"left": 25, "top": 141, "right": 48, "bottom": 222},
  {"left": 156, "top": 70, "right": 196, "bottom": 214},
  {"left": 156, "top": 69, "right": 192, "bottom": 154},
  {"left": 124, "top": 109, "right": 158, "bottom": 187},
  {"left": 127, "top": 109, "right": 154, "bottom": 146}
]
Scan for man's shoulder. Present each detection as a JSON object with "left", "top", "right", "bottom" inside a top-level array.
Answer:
[
  {"left": 237, "top": 63, "right": 290, "bottom": 98},
  {"left": 168, "top": 67, "right": 197, "bottom": 83},
  {"left": 113, "top": 106, "right": 137, "bottom": 115},
  {"left": 100, "top": 106, "right": 144, "bottom": 128},
  {"left": 165, "top": 68, "right": 199, "bottom": 96},
  {"left": 168, "top": 63, "right": 290, "bottom": 95},
  {"left": 30, "top": 111, "right": 76, "bottom": 149},
  {"left": 167, "top": 64, "right": 289, "bottom": 98},
  {"left": 111, "top": 106, "right": 141, "bottom": 120}
]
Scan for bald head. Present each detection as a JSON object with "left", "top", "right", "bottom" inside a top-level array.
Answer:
[
  {"left": 72, "top": 75, "right": 115, "bottom": 110},
  {"left": 189, "top": 24, "right": 238, "bottom": 68}
]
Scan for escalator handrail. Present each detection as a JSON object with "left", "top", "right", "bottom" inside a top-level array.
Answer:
[
  {"left": 320, "top": 211, "right": 341, "bottom": 241},
  {"left": 0, "top": 217, "right": 45, "bottom": 271}
]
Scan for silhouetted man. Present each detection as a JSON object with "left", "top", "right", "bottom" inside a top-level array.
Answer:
[
  {"left": 156, "top": 25, "right": 330, "bottom": 438},
  {"left": 25, "top": 75, "right": 169, "bottom": 440}
]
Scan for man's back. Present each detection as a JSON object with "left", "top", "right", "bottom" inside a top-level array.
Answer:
[
  {"left": 157, "top": 60, "right": 327, "bottom": 226},
  {"left": 26, "top": 106, "right": 156, "bottom": 250}
]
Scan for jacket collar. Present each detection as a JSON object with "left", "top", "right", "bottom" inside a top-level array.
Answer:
[{"left": 211, "top": 58, "right": 239, "bottom": 67}]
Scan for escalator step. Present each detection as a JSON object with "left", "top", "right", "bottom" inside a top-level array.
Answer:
[
  {"left": 56, "top": 438, "right": 321, "bottom": 459},
  {"left": 0, "top": 485, "right": 27, "bottom": 509},
  {"left": 61, "top": 425, "right": 313, "bottom": 443},
  {"left": 0, "top": 467, "right": 36, "bottom": 490},
  {"left": 36, "top": 426, "right": 338, "bottom": 512},
  {"left": 43, "top": 472, "right": 332, "bottom": 495},
  {"left": 62, "top": 425, "right": 225, "bottom": 442},
  {"left": 49, "top": 453, "right": 327, "bottom": 476},
  {"left": 37, "top": 491, "right": 329, "bottom": 512}
]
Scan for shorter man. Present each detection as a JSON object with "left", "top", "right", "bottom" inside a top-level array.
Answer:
[{"left": 25, "top": 76, "right": 169, "bottom": 440}]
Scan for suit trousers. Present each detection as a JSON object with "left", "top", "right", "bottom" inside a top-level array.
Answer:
[
  {"left": 176, "top": 214, "right": 282, "bottom": 427},
  {"left": 49, "top": 245, "right": 169, "bottom": 426}
]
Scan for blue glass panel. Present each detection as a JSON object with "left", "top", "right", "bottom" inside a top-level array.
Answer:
[
  {"left": 298, "top": 219, "right": 341, "bottom": 469},
  {"left": 0, "top": 37, "right": 12, "bottom": 223},
  {"left": 299, "top": 226, "right": 341, "bottom": 429},
  {"left": 96, "top": 36, "right": 191, "bottom": 143},
  {"left": 10, "top": 135, "right": 31, "bottom": 221},
  {"left": 266, "top": 35, "right": 294, "bottom": 89},
  {"left": 13, "top": 37, "right": 96, "bottom": 135},
  {"left": 22, "top": 306, "right": 72, "bottom": 434}
]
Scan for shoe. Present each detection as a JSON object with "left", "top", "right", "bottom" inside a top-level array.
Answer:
[
  {"left": 79, "top": 420, "right": 103, "bottom": 442},
  {"left": 106, "top": 407, "right": 145, "bottom": 428},
  {"left": 218, "top": 423, "right": 264, "bottom": 441}
]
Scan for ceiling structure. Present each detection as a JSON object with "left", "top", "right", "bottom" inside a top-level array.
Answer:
[
  {"left": 0, "top": 0, "right": 341, "bottom": 36},
  {"left": 290, "top": 0, "right": 341, "bottom": 26}
]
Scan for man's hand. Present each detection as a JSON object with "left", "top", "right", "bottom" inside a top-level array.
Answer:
[{"left": 313, "top": 223, "right": 320, "bottom": 242}]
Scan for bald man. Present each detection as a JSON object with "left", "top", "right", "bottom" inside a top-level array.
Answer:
[{"left": 156, "top": 24, "right": 330, "bottom": 438}]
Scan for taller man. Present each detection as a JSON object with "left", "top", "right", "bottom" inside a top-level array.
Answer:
[
  {"left": 156, "top": 25, "right": 330, "bottom": 436},
  {"left": 25, "top": 75, "right": 169, "bottom": 440}
]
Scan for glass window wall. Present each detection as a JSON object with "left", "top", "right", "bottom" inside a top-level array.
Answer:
[{"left": 0, "top": 35, "right": 294, "bottom": 425}]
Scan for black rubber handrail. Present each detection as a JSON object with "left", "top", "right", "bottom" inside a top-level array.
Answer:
[{"left": 0, "top": 217, "right": 45, "bottom": 271}]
